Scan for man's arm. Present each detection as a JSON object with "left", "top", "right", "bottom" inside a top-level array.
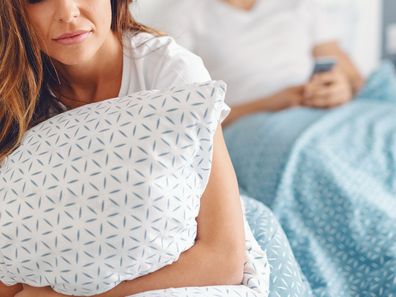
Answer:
[
  {"left": 222, "top": 85, "right": 305, "bottom": 127},
  {"left": 223, "top": 42, "right": 365, "bottom": 127},
  {"left": 312, "top": 41, "right": 364, "bottom": 95},
  {"left": 302, "top": 41, "right": 364, "bottom": 108}
]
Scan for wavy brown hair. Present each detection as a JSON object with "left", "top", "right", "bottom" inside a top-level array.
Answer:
[{"left": 0, "top": 0, "right": 159, "bottom": 164}]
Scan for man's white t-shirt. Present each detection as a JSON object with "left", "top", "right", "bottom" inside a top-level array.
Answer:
[{"left": 168, "top": 0, "right": 337, "bottom": 107}]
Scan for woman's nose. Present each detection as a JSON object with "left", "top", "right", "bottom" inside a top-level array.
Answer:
[{"left": 56, "top": 0, "right": 80, "bottom": 23}]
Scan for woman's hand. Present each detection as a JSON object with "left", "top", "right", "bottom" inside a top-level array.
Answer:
[
  {"left": 0, "top": 282, "right": 23, "bottom": 297},
  {"left": 14, "top": 284, "right": 68, "bottom": 297},
  {"left": 303, "top": 67, "right": 353, "bottom": 108}
]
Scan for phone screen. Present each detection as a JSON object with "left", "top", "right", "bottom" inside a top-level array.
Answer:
[{"left": 312, "top": 58, "right": 336, "bottom": 75}]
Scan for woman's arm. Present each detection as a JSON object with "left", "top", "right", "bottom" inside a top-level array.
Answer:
[
  {"left": 16, "top": 125, "right": 245, "bottom": 297},
  {"left": 94, "top": 124, "right": 245, "bottom": 297},
  {"left": 0, "top": 282, "right": 23, "bottom": 297}
]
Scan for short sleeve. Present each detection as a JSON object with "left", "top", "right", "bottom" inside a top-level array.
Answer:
[
  {"left": 299, "top": 0, "right": 338, "bottom": 46},
  {"left": 148, "top": 37, "right": 212, "bottom": 90},
  {"left": 212, "top": 82, "right": 231, "bottom": 125}
]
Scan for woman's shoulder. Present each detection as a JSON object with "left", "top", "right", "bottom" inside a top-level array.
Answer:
[
  {"left": 126, "top": 31, "right": 173, "bottom": 56},
  {"left": 123, "top": 31, "right": 211, "bottom": 89},
  {"left": 125, "top": 31, "right": 197, "bottom": 60}
]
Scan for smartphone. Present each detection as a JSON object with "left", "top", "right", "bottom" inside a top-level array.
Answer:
[{"left": 312, "top": 57, "right": 336, "bottom": 76}]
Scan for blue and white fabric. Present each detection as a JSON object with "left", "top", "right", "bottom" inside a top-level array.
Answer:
[
  {"left": 243, "top": 194, "right": 313, "bottom": 297},
  {"left": 224, "top": 62, "right": 396, "bottom": 297},
  {"left": 127, "top": 194, "right": 308, "bottom": 297}
]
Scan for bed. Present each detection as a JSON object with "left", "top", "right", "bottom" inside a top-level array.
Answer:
[
  {"left": 224, "top": 63, "right": 396, "bottom": 296},
  {"left": 132, "top": 1, "right": 391, "bottom": 297}
]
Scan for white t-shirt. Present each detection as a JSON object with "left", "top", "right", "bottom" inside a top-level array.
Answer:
[
  {"left": 118, "top": 32, "right": 211, "bottom": 95},
  {"left": 168, "top": 0, "right": 337, "bottom": 107},
  {"left": 55, "top": 32, "right": 211, "bottom": 112}
]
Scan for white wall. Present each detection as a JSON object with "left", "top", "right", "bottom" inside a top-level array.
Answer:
[{"left": 132, "top": 0, "right": 383, "bottom": 76}]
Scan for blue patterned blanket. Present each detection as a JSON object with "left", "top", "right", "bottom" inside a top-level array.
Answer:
[{"left": 225, "top": 63, "right": 396, "bottom": 297}]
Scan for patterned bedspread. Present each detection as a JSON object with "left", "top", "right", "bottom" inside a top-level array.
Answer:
[{"left": 224, "top": 63, "right": 396, "bottom": 297}]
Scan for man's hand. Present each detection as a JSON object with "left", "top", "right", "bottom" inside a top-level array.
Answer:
[
  {"left": 274, "top": 85, "right": 305, "bottom": 109},
  {"left": 303, "top": 67, "right": 353, "bottom": 108}
]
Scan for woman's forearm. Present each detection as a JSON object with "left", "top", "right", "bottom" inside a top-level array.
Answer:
[
  {"left": 0, "top": 282, "right": 23, "bottom": 297},
  {"left": 37, "top": 239, "right": 242, "bottom": 297},
  {"left": 26, "top": 127, "right": 245, "bottom": 297},
  {"left": 94, "top": 240, "right": 243, "bottom": 297}
]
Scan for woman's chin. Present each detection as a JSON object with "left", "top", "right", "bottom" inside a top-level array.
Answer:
[{"left": 53, "top": 51, "right": 96, "bottom": 67}]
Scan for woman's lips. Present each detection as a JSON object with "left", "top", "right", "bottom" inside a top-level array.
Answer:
[{"left": 53, "top": 30, "right": 92, "bottom": 45}]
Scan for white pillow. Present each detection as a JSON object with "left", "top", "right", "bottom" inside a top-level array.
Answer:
[{"left": 0, "top": 81, "right": 268, "bottom": 296}]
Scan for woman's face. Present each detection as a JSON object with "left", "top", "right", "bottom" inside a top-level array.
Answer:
[{"left": 25, "top": 0, "right": 113, "bottom": 65}]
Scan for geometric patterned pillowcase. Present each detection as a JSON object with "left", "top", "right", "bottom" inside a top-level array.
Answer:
[
  {"left": 0, "top": 80, "right": 270, "bottom": 297},
  {"left": 0, "top": 81, "right": 230, "bottom": 295}
]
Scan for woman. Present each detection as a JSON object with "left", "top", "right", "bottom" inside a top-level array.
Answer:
[
  {"left": 0, "top": 0, "right": 245, "bottom": 296},
  {"left": 168, "top": 0, "right": 364, "bottom": 126}
]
